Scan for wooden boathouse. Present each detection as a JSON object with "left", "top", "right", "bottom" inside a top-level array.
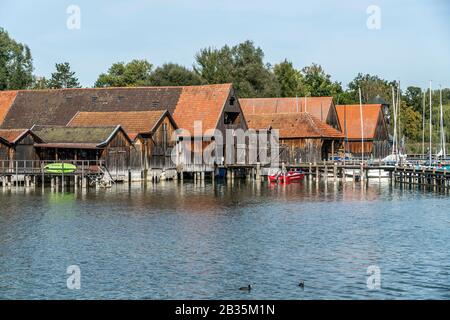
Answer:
[
  {"left": 240, "top": 97, "right": 342, "bottom": 131},
  {"left": 67, "top": 110, "right": 178, "bottom": 180},
  {"left": 31, "top": 125, "right": 133, "bottom": 180},
  {"left": 0, "top": 129, "right": 42, "bottom": 169},
  {"left": 245, "top": 112, "right": 344, "bottom": 163},
  {"left": 0, "top": 84, "right": 248, "bottom": 181},
  {"left": 335, "top": 104, "right": 390, "bottom": 159}
]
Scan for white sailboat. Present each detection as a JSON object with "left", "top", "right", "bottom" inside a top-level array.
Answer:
[{"left": 437, "top": 85, "right": 446, "bottom": 160}]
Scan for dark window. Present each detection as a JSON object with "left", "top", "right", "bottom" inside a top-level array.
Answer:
[
  {"left": 229, "top": 97, "right": 235, "bottom": 105},
  {"left": 224, "top": 112, "right": 240, "bottom": 125},
  {"left": 91, "top": 96, "right": 98, "bottom": 103}
]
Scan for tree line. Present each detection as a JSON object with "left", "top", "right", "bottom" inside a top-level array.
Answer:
[{"left": 1, "top": 27, "right": 449, "bottom": 145}]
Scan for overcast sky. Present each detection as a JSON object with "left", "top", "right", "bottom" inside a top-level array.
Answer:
[{"left": 1, "top": 0, "right": 449, "bottom": 89}]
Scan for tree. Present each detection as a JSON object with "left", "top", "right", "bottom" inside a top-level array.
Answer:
[
  {"left": 194, "top": 40, "right": 279, "bottom": 98},
  {"left": 302, "top": 63, "right": 343, "bottom": 98},
  {"left": 347, "top": 73, "right": 396, "bottom": 104},
  {"left": 47, "top": 62, "right": 80, "bottom": 89},
  {"left": 0, "top": 28, "right": 33, "bottom": 90},
  {"left": 399, "top": 102, "right": 422, "bottom": 142},
  {"left": 149, "top": 63, "right": 202, "bottom": 86},
  {"left": 31, "top": 76, "right": 49, "bottom": 89},
  {"left": 95, "top": 59, "right": 153, "bottom": 87},
  {"left": 273, "top": 59, "right": 305, "bottom": 97},
  {"left": 404, "top": 86, "right": 423, "bottom": 113}
]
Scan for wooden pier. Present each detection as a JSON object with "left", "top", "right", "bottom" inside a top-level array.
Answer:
[
  {"left": 1, "top": 159, "right": 450, "bottom": 194},
  {"left": 0, "top": 160, "right": 114, "bottom": 191}
]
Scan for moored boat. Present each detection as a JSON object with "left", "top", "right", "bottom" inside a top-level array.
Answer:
[
  {"left": 44, "top": 163, "right": 77, "bottom": 174},
  {"left": 269, "top": 171, "right": 305, "bottom": 183}
]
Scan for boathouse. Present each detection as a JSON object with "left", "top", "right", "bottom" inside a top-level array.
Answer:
[
  {"left": 240, "top": 97, "right": 341, "bottom": 131},
  {"left": 31, "top": 125, "right": 134, "bottom": 180},
  {"left": 245, "top": 112, "right": 344, "bottom": 163},
  {"left": 67, "top": 110, "right": 178, "bottom": 179},
  {"left": 335, "top": 104, "right": 390, "bottom": 159},
  {"left": 0, "top": 84, "right": 248, "bottom": 173},
  {"left": 0, "top": 129, "right": 42, "bottom": 170}
]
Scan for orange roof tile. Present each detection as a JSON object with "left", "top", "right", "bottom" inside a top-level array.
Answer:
[
  {"left": 67, "top": 110, "right": 170, "bottom": 140},
  {"left": 0, "top": 129, "right": 30, "bottom": 144},
  {"left": 173, "top": 84, "right": 232, "bottom": 135},
  {"left": 0, "top": 91, "right": 17, "bottom": 125},
  {"left": 240, "top": 97, "right": 334, "bottom": 122},
  {"left": 245, "top": 112, "right": 344, "bottom": 139},
  {"left": 335, "top": 104, "right": 385, "bottom": 140}
]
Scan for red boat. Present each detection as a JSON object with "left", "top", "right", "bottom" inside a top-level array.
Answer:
[{"left": 269, "top": 171, "right": 305, "bottom": 183}]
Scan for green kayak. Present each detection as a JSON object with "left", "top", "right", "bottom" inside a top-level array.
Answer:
[{"left": 44, "top": 163, "right": 77, "bottom": 174}]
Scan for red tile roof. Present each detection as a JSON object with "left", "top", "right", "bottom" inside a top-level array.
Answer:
[
  {"left": 0, "top": 91, "right": 17, "bottom": 126},
  {"left": 0, "top": 84, "right": 233, "bottom": 137},
  {"left": 0, "top": 129, "right": 30, "bottom": 144},
  {"left": 335, "top": 104, "right": 384, "bottom": 140},
  {"left": 240, "top": 97, "right": 334, "bottom": 122},
  {"left": 67, "top": 110, "right": 171, "bottom": 140},
  {"left": 173, "top": 84, "right": 232, "bottom": 135},
  {"left": 245, "top": 112, "right": 344, "bottom": 139}
]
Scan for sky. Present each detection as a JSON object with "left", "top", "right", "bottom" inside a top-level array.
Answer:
[{"left": 1, "top": 0, "right": 449, "bottom": 89}]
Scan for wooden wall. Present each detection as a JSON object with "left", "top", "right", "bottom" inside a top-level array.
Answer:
[
  {"left": 280, "top": 138, "right": 324, "bottom": 164},
  {"left": 344, "top": 111, "right": 390, "bottom": 159},
  {"left": 101, "top": 130, "right": 132, "bottom": 176}
]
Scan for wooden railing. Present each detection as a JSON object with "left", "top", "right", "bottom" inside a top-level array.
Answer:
[{"left": 0, "top": 160, "right": 106, "bottom": 175}]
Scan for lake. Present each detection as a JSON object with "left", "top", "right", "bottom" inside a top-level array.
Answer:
[{"left": 0, "top": 180, "right": 449, "bottom": 299}]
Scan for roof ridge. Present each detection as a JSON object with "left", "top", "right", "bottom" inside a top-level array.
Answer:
[{"left": 5, "top": 83, "right": 233, "bottom": 93}]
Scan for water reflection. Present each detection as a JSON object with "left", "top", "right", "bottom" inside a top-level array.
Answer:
[{"left": 0, "top": 180, "right": 449, "bottom": 299}]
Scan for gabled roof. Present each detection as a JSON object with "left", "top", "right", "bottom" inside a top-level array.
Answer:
[
  {"left": 0, "top": 84, "right": 233, "bottom": 135},
  {"left": 0, "top": 91, "right": 17, "bottom": 126},
  {"left": 0, "top": 136, "right": 10, "bottom": 147},
  {"left": 31, "top": 125, "right": 132, "bottom": 149},
  {"left": 240, "top": 97, "right": 334, "bottom": 122},
  {"left": 245, "top": 112, "right": 344, "bottom": 139},
  {"left": 0, "top": 129, "right": 41, "bottom": 145},
  {"left": 335, "top": 104, "right": 384, "bottom": 140},
  {"left": 67, "top": 110, "right": 177, "bottom": 140},
  {"left": 173, "top": 84, "right": 232, "bottom": 135}
]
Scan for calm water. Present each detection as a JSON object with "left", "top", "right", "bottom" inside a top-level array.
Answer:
[{"left": 0, "top": 180, "right": 449, "bottom": 300}]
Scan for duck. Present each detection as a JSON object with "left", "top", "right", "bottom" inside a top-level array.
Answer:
[
  {"left": 298, "top": 280, "right": 305, "bottom": 288},
  {"left": 239, "top": 284, "right": 252, "bottom": 291}
]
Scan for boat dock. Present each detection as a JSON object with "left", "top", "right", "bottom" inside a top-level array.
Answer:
[{"left": 1, "top": 160, "right": 449, "bottom": 193}]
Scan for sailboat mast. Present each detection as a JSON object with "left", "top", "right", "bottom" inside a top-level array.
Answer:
[
  {"left": 422, "top": 90, "right": 426, "bottom": 158},
  {"left": 397, "top": 82, "right": 401, "bottom": 155},
  {"left": 429, "top": 81, "right": 432, "bottom": 165},
  {"left": 359, "top": 87, "right": 364, "bottom": 163},
  {"left": 391, "top": 86, "right": 397, "bottom": 158},
  {"left": 440, "top": 86, "right": 446, "bottom": 159}
]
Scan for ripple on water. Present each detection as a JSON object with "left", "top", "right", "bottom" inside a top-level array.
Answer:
[{"left": 0, "top": 181, "right": 449, "bottom": 299}]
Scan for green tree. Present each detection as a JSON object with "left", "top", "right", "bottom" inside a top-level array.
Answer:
[
  {"left": 399, "top": 102, "right": 422, "bottom": 142},
  {"left": 273, "top": 59, "right": 305, "bottom": 97},
  {"left": 31, "top": 76, "right": 49, "bottom": 89},
  {"left": 95, "top": 59, "right": 153, "bottom": 87},
  {"left": 47, "top": 62, "right": 80, "bottom": 89},
  {"left": 0, "top": 28, "right": 33, "bottom": 90},
  {"left": 149, "top": 63, "right": 202, "bottom": 86},
  {"left": 302, "top": 63, "right": 343, "bottom": 98},
  {"left": 404, "top": 86, "right": 423, "bottom": 113},
  {"left": 194, "top": 40, "right": 279, "bottom": 98},
  {"left": 347, "top": 73, "right": 396, "bottom": 104}
]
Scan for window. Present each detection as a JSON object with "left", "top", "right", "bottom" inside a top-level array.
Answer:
[
  {"left": 229, "top": 97, "right": 235, "bottom": 105},
  {"left": 224, "top": 112, "right": 240, "bottom": 125}
]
